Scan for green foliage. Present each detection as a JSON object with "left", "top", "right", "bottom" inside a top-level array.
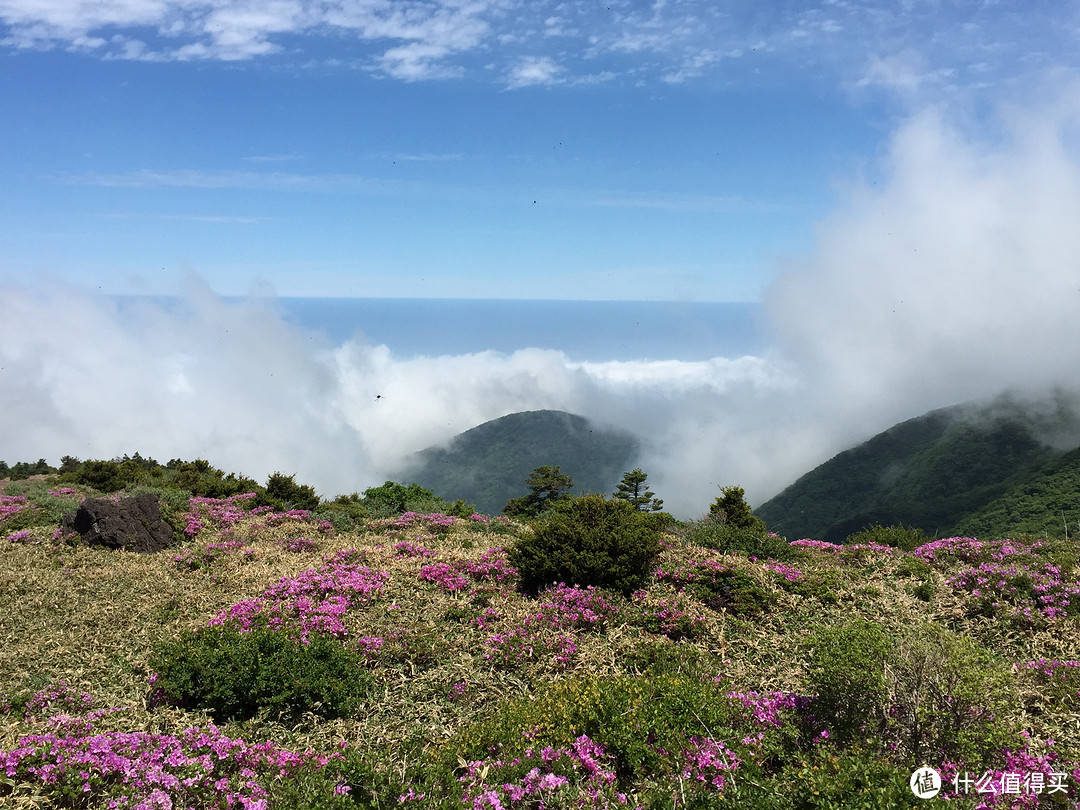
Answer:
[
  {"left": 164, "top": 458, "right": 259, "bottom": 498},
  {"left": 612, "top": 467, "right": 664, "bottom": 512},
  {"left": 616, "top": 639, "right": 707, "bottom": 677},
  {"left": 683, "top": 518, "right": 804, "bottom": 562},
  {"left": 442, "top": 674, "right": 749, "bottom": 788},
  {"left": 0, "top": 458, "right": 57, "bottom": 480},
  {"left": 150, "top": 624, "right": 373, "bottom": 723},
  {"left": 807, "top": 619, "right": 1019, "bottom": 766},
  {"left": 687, "top": 569, "right": 773, "bottom": 617},
  {"left": 507, "top": 494, "right": 663, "bottom": 596},
  {"left": 806, "top": 619, "right": 894, "bottom": 744},
  {"left": 262, "top": 471, "right": 321, "bottom": 511},
  {"left": 710, "top": 485, "right": 766, "bottom": 531},
  {"left": 503, "top": 464, "right": 575, "bottom": 518},
  {"left": 884, "top": 623, "right": 1018, "bottom": 765},
  {"left": 845, "top": 523, "right": 928, "bottom": 551},
  {"left": 356, "top": 481, "right": 475, "bottom": 518},
  {"left": 361, "top": 481, "right": 436, "bottom": 516}
]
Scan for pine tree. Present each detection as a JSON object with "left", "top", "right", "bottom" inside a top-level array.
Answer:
[
  {"left": 613, "top": 468, "right": 664, "bottom": 512},
  {"left": 503, "top": 465, "right": 575, "bottom": 517},
  {"left": 709, "top": 485, "right": 764, "bottom": 530}
]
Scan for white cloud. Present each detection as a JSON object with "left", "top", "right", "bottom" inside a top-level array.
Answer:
[{"left": 506, "top": 54, "right": 563, "bottom": 88}]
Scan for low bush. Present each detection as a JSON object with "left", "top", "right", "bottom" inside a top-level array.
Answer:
[
  {"left": 507, "top": 494, "right": 663, "bottom": 596},
  {"left": 845, "top": 523, "right": 929, "bottom": 551},
  {"left": 807, "top": 619, "right": 1019, "bottom": 767},
  {"left": 150, "top": 623, "right": 373, "bottom": 722},
  {"left": 683, "top": 518, "right": 804, "bottom": 562}
]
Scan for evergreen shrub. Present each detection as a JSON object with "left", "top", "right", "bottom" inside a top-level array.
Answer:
[
  {"left": 845, "top": 523, "right": 928, "bottom": 551},
  {"left": 150, "top": 624, "right": 373, "bottom": 722},
  {"left": 683, "top": 519, "right": 803, "bottom": 562},
  {"left": 507, "top": 494, "right": 663, "bottom": 596}
]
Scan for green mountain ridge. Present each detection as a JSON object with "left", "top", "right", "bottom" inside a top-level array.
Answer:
[
  {"left": 396, "top": 410, "right": 641, "bottom": 514},
  {"left": 757, "top": 394, "right": 1080, "bottom": 541}
]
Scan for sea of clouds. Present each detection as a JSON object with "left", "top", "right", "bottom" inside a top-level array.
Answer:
[{"left": 4, "top": 90, "right": 1080, "bottom": 518}]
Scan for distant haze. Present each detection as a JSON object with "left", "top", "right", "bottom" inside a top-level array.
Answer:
[{"left": 3, "top": 90, "right": 1080, "bottom": 517}]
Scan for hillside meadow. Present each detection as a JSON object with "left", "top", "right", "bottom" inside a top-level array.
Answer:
[{"left": 1, "top": 473, "right": 1080, "bottom": 808}]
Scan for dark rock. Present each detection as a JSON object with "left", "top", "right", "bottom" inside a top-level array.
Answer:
[{"left": 62, "top": 494, "right": 176, "bottom": 553}]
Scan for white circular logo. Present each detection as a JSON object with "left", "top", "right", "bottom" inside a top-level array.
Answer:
[{"left": 910, "top": 767, "right": 942, "bottom": 799}]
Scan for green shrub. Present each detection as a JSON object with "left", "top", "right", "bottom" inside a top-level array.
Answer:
[
  {"left": 507, "top": 494, "right": 663, "bottom": 596},
  {"left": 846, "top": 523, "right": 928, "bottom": 552},
  {"left": 261, "top": 472, "right": 321, "bottom": 511},
  {"left": 807, "top": 620, "right": 1019, "bottom": 767},
  {"left": 150, "top": 624, "right": 373, "bottom": 722},
  {"left": 806, "top": 618, "right": 894, "bottom": 744},
  {"left": 443, "top": 674, "right": 747, "bottom": 788},
  {"left": 688, "top": 568, "right": 773, "bottom": 616},
  {"left": 884, "top": 623, "right": 1018, "bottom": 765},
  {"left": 683, "top": 518, "right": 804, "bottom": 562}
]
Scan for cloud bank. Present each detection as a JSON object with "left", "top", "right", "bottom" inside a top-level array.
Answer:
[{"left": 3, "top": 90, "right": 1080, "bottom": 517}]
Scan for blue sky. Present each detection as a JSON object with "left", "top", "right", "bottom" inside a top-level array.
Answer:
[{"left": 4, "top": 0, "right": 1078, "bottom": 300}]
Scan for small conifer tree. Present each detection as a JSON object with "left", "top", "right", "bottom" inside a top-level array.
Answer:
[
  {"left": 709, "top": 485, "right": 765, "bottom": 531},
  {"left": 503, "top": 465, "right": 574, "bottom": 517},
  {"left": 613, "top": 468, "right": 664, "bottom": 512}
]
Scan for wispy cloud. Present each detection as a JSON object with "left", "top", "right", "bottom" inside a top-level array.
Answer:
[
  {"left": 506, "top": 55, "right": 563, "bottom": 88},
  {"left": 2, "top": 0, "right": 1075, "bottom": 91}
]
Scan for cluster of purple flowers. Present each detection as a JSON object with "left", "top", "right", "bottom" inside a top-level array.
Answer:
[
  {"left": 936, "top": 732, "right": 1080, "bottom": 807},
  {"left": 47, "top": 488, "right": 80, "bottom": 497},
  {"left": 947, "top": 559, "right": 1080, "bottom": 624},
  {"left": 913, "top": 536, "right": 1042, "bottom": 565},
  {"left": 457, "top": 735, "right": 631, "bottom": 809},
  {"left": 654, "top": 558, "right": 732, "bottom": 590},
  {"left": 278, "top": 535, "right": 318, "bottom": 553},
  {"left": 182, "top": 493, "right": 258, "bottom": 537},
  {"left": 723, "top": 690, "right": 814, "bottom": 728},
  {"left": 763, "top": 561, "right": 805, "bottom": 583},
  {"left": 0, "top": 493, "right": 32, "bottom": 521},
  {"left": 393, "top": 540, "right": 435, "bottom": 558},
  {"left": 1, "top": 683, "right": 347, "bottom": 810},
  {"left": 484, "top": 628, "right": 578, "bottom": 670},
  {"left": 681, "top": 736, "right": 742, "bottom": 793},
  {"left": 526, "top": 584, "right": 620, "bottom": 632},
  {"left": 629, "top": 591, "right": 705, "bottom": 640},
  {"left": 6, "top": 528, "right": 35, "bottom": 544},
  {"left": 208, "top": 556, "right": 389, "bottom": 643},
  {"left": 393, "top": 511, "right": 457, "bottom": 533},
  {"left": 419, "top": 548, "right": 518, "bottom": 593}
]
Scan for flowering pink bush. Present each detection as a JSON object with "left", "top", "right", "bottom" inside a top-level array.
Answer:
[
  {"left": 527, "top": 584, "right": 619, "bottom": 632},
  {"left": 456, "top": 735, "right": 630, "bottom": 808},
  {"left": 947, "top": 559, "right": 1080, "bottom": 624},
  {"left": 392, "top": 511, "right": 456, "bottom": 533},
  {"left": 393, "top": 540, "right": 435, "bottom": 558},
  {"left": 209, "top": 556, "right": 389, "bottom": 643},
  {"left": 0, "top": 494, "right": 32, "bottom": 521},
  {"left": 182, "top": 492, "right": 257, "bottom": 537},
  {"left": 0, "top": 684, "right": 346, "bottom": 810},
  {"left": 681, "top": 736, "right": 742, "bottom": 793},
  {"left": 278, "top": 535, "right": 318, "bottom": 553},
  {"left": 484, "top": 628, "right": 578, "bottom": 670},
  {"left": 419, "top": 548, "right": 518, "bottom": 593}
]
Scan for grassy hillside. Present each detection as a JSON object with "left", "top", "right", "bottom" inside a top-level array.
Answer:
[
  {"left": 756, "top": 400, "right": 1078, "bottom": 542},
  {"left": 397, "top": 410, "right": 640, "bottom": 514},
  {"left": 3, "top": 472, "right": 1080, "bottom": 807}
]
